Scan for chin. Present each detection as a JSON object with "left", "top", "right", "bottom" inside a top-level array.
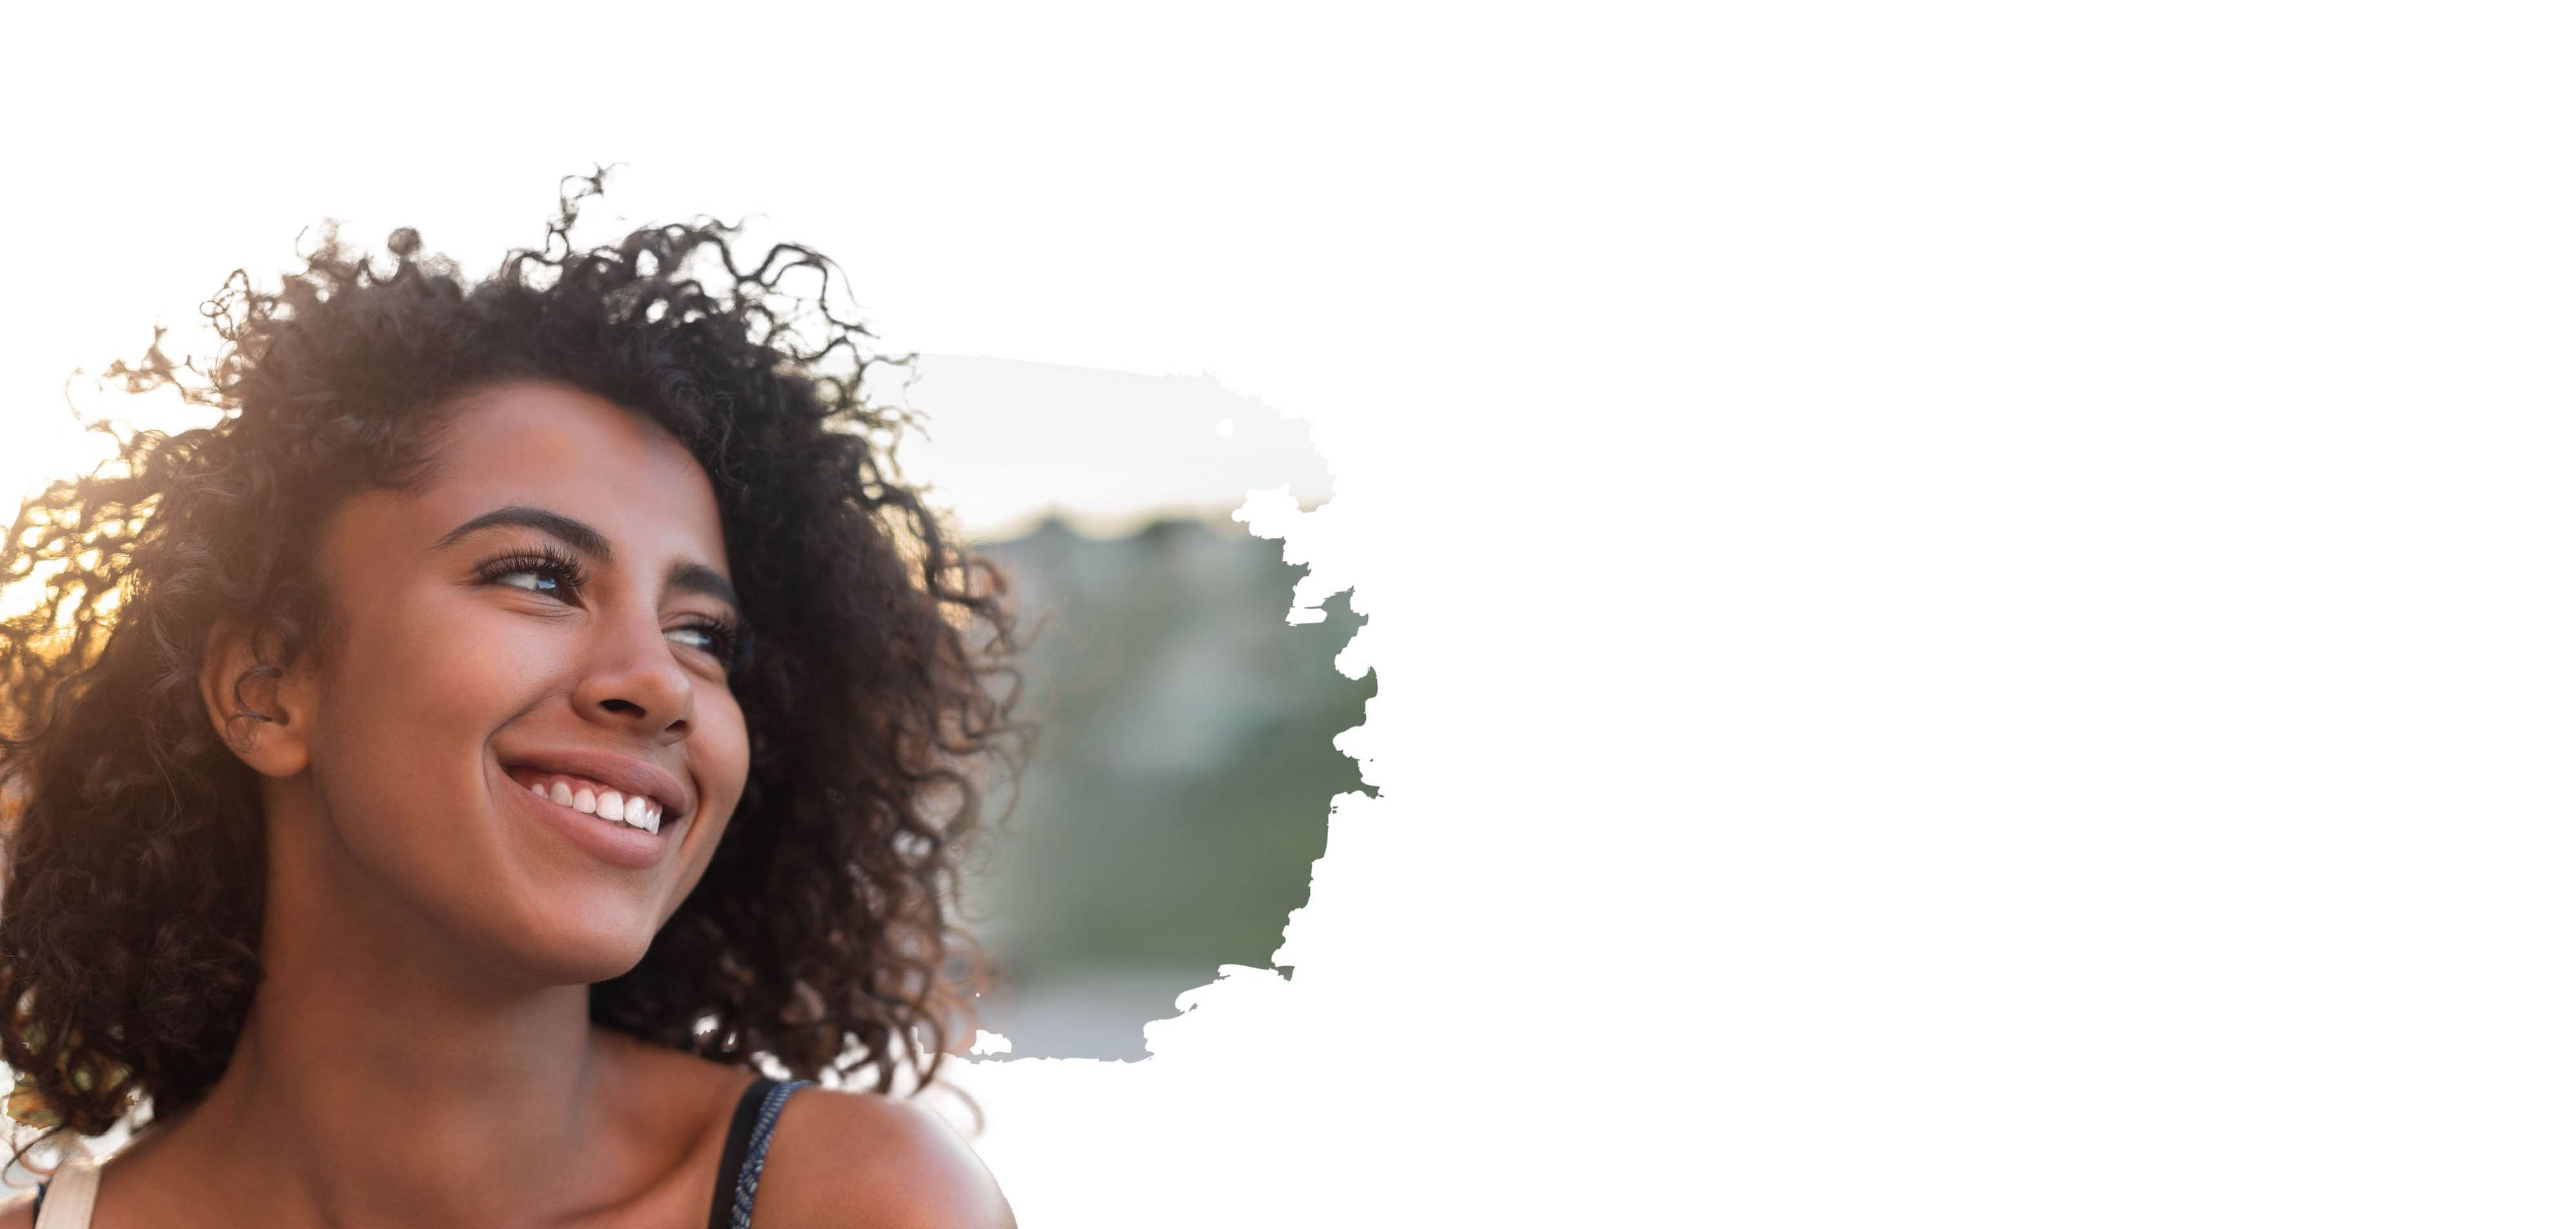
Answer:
[
  {"left": 504, "top": 908, "right": 664, "bottom": 986},
  {"left": 530, "top": 943, "right": 657, "bottom": 989}
]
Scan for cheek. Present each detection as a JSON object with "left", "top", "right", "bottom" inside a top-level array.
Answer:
[
  {"left": 315, "top": 603, "right": 549, "bottom": 832},
  {"left": 675, "top": 700, "right": 753, "bottom": 872},
  {"left": 697, "top": 700, "right": 753, "bottom": 825}
]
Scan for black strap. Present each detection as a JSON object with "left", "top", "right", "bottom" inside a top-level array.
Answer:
[
  {"left": 29, "top": 1181, "right": 43, "bottom": 1221},
  {"left": 706, "top": 1077, "right": 778, "bottom": 1229}
]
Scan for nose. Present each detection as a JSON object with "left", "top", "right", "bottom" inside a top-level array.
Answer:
[{"left": 572, "top": 601, "right": 695, "bottom": 739}]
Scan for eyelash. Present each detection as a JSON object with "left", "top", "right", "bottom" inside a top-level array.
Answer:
[{"left": 476, "top": 544, "right": 743, "bottom": 667}]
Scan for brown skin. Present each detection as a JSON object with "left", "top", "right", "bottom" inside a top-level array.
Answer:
[{"left": 0, "top": 382, "right": 1010, "bottom": 1228}]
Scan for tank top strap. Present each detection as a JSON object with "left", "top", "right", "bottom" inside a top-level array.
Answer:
[
  {"left": 31, "top": 1158, "right": 101, "bottom": 1229},
  {"left": 706, "top": 1077, "right": 814, "bottom": 1229}
]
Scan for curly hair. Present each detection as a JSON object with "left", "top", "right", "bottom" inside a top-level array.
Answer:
[{"left": 0, "top": 171, "right": 1022, "bottom": 1149}]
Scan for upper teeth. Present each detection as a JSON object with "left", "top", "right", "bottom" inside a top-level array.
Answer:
[{"left": 527, "top": 775, "right": 663, "bottom": 834}]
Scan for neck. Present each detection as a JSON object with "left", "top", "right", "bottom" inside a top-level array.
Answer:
[
  {"left": 124, "top": 785, "right": 661, "bottom": 1228},
  {"left": 184, "top": 986, "right": 608, "bottom": 1221}
]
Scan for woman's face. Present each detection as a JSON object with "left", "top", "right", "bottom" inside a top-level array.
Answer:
[{"left": 290, "top": 380, "right": 750, "bottom": 984}]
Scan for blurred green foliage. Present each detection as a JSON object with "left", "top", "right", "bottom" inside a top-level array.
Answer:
[{"left": 964, "top": 514, "right": 1370, "bottom": 991}]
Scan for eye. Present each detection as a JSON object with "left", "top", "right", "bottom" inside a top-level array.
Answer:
[
  {"left": 667, "top": 616, "right": 739, "bottom": 662},
  {"left": 478, "top": 544, "right": 587, "bottom": 602},
  {"left": 494, "top": 567, "right": 568, "bottom": 597}
]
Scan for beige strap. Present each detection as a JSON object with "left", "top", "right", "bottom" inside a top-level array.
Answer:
[{"left": 31, "top": 1159, "right": 99, "bottom": 1229}]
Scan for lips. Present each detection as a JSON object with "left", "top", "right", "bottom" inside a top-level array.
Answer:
[{"left": 497, "top": 748, "right": 691, "bottom": 824}]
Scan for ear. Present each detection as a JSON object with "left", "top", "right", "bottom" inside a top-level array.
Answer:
[{"left": 199, "top": 616, "right": 316, "bottom": 779}]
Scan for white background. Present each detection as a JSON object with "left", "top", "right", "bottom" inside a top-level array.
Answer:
[{"left": 7, "top": 3, "right": 2576, "bottom": 1223}]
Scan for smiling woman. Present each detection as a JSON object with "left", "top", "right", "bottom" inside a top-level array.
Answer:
[{"left": 0, "top": 175, "right": 1021, "bottom": 1228}]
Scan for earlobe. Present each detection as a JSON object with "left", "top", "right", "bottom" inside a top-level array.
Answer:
[{"left": 199, "top": 616, "right": 314, "bottom": 779}]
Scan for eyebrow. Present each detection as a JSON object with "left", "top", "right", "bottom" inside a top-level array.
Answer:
[
  {"left": 433, "top": 504, "right": 743, "bottom": 616},
  {"left": 436, "top": 504, "right": 609, "bottom": 558},
  {"left": 664, "top": 560, "right": 743, "bottom": 618}
]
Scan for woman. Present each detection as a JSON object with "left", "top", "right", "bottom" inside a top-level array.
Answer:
[{"left": 0, "top": 174, "right": 1022, "bottom": 1227}]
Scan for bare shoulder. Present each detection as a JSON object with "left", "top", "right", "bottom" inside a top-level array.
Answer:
[
  {"left": 0, "top": 1190, "right": 31, "bottom": 1229},
  {"left": 755, "top": 1086, "right": 1014, "bottom": 1229}
]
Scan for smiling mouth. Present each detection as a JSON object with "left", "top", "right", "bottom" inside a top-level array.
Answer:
[{"left": 508, "top": 770, "right": 668, "bottom": 835}]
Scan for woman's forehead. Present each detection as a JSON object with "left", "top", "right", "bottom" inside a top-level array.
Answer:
[{"left": 352, "top": 382, "right": 729, "bottom": 570}]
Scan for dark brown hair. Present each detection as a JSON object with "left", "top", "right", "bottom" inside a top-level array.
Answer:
[{"left": 0, "top": 171, "right": 1021, "bottom": 1148}]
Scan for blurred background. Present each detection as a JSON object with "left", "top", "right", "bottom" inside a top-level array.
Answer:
[{"left": 900, "top": 355, "right": 1367, "bottom": 1060}]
